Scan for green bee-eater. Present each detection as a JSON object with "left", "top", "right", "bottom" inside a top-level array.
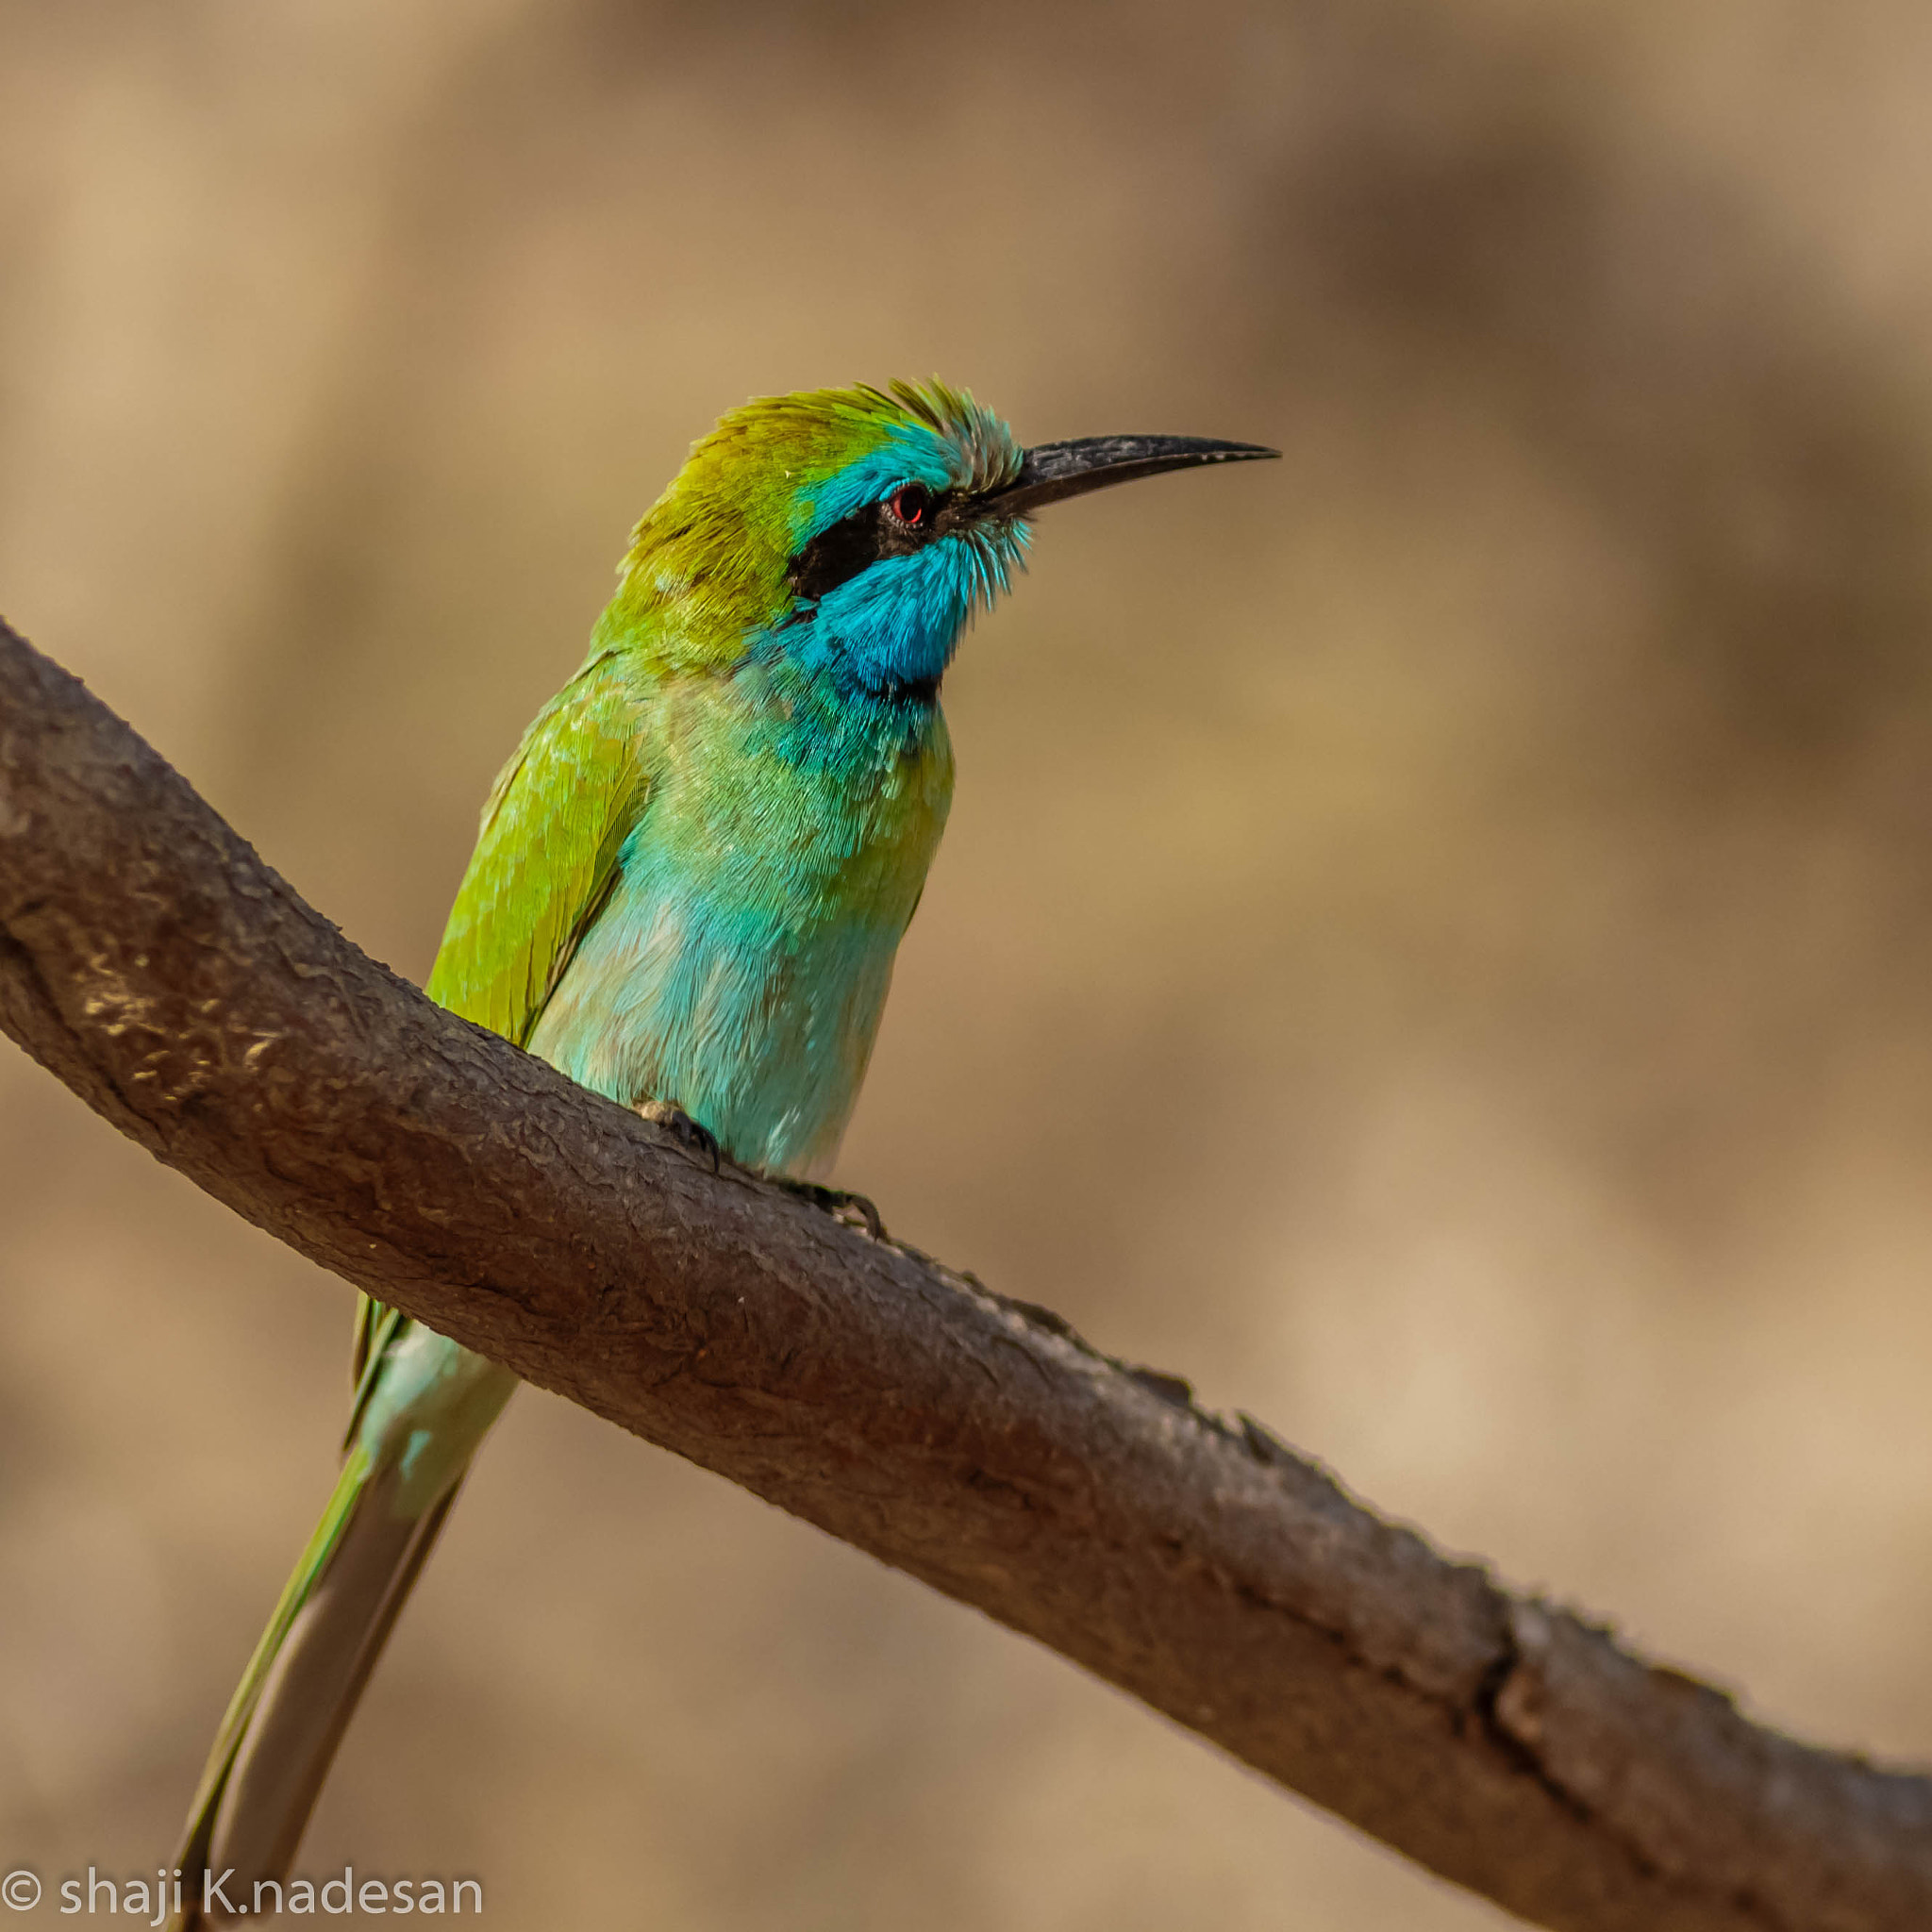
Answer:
[{"left": 169, "top": 380, "right": 1274, "bottom": 1924}]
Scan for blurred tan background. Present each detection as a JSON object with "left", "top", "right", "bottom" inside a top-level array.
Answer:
[{"left": 5, "top": 1, "right": 1932, "bottom": 1925}]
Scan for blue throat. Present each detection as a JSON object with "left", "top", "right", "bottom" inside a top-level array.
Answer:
[{"left": 778, "top": 559, "right": 954, "bottom": 699}]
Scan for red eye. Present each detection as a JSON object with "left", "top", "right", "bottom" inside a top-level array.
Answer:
[{"left": 889, "top": 484, "right": 931, "bottom": 527}]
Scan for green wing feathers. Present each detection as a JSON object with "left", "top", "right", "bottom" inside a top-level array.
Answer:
[
  {"left": 352, "top": 654, "right": 649, "bottom": 1424},
  {"left": 426, "top": 654, "right": 651, "bottom": 1045}
]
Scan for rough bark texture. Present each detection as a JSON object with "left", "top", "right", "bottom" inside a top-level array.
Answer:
[{"left": 1, "top": 615, "right": 1927, "bottom": 1932}]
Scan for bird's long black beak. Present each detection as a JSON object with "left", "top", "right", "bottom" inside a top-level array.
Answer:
[{"left": 983, "top": 435, "right": 1279, "bottom": 517}]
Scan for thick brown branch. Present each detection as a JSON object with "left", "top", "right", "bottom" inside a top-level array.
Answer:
[{"left": 0, "top": 616, "right": 1926, "bottom": 1932}]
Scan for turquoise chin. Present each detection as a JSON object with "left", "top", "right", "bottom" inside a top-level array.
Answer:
[{"left": 806, "top": 525, "right": 1027, "bottom": 695}]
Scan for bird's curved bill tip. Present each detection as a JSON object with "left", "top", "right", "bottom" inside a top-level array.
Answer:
[{"left": 987, "top": 435, "right": 1280, "bottom": 516}]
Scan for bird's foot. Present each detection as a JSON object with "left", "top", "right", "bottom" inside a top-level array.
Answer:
[
  {"left": 635, "top": 1100, "right": 721, "bottom": 1173},
  {"left": 774, "top": 1179, "right": 886, "bottom": 1241}
]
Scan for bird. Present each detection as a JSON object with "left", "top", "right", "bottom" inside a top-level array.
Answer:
[{"left": 168, "top": 379, "right": 1275, "bottom": 1926}]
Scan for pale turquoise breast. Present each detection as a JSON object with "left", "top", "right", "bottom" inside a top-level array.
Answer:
[{"left": 525, "top": 664, "right": 953, "bottom": 1175}]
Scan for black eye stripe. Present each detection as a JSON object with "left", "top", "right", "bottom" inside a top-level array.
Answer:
[
  {"left": 788, "top": 507, "right": 886, "bottom": 603},
  {"left": 787, "top": 491, "right": 956, "bottom": 604}
]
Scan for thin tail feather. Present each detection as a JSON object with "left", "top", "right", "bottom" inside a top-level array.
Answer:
[
  {"left": 170, "top": 1328, "right": 514, "bottom": 1931},
  {"left": 173, "top": 1447, "right": 375, "bottom": 1888},
  {"left": 169, "top": 1457, "right": 460, "bottom": 1928}
]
